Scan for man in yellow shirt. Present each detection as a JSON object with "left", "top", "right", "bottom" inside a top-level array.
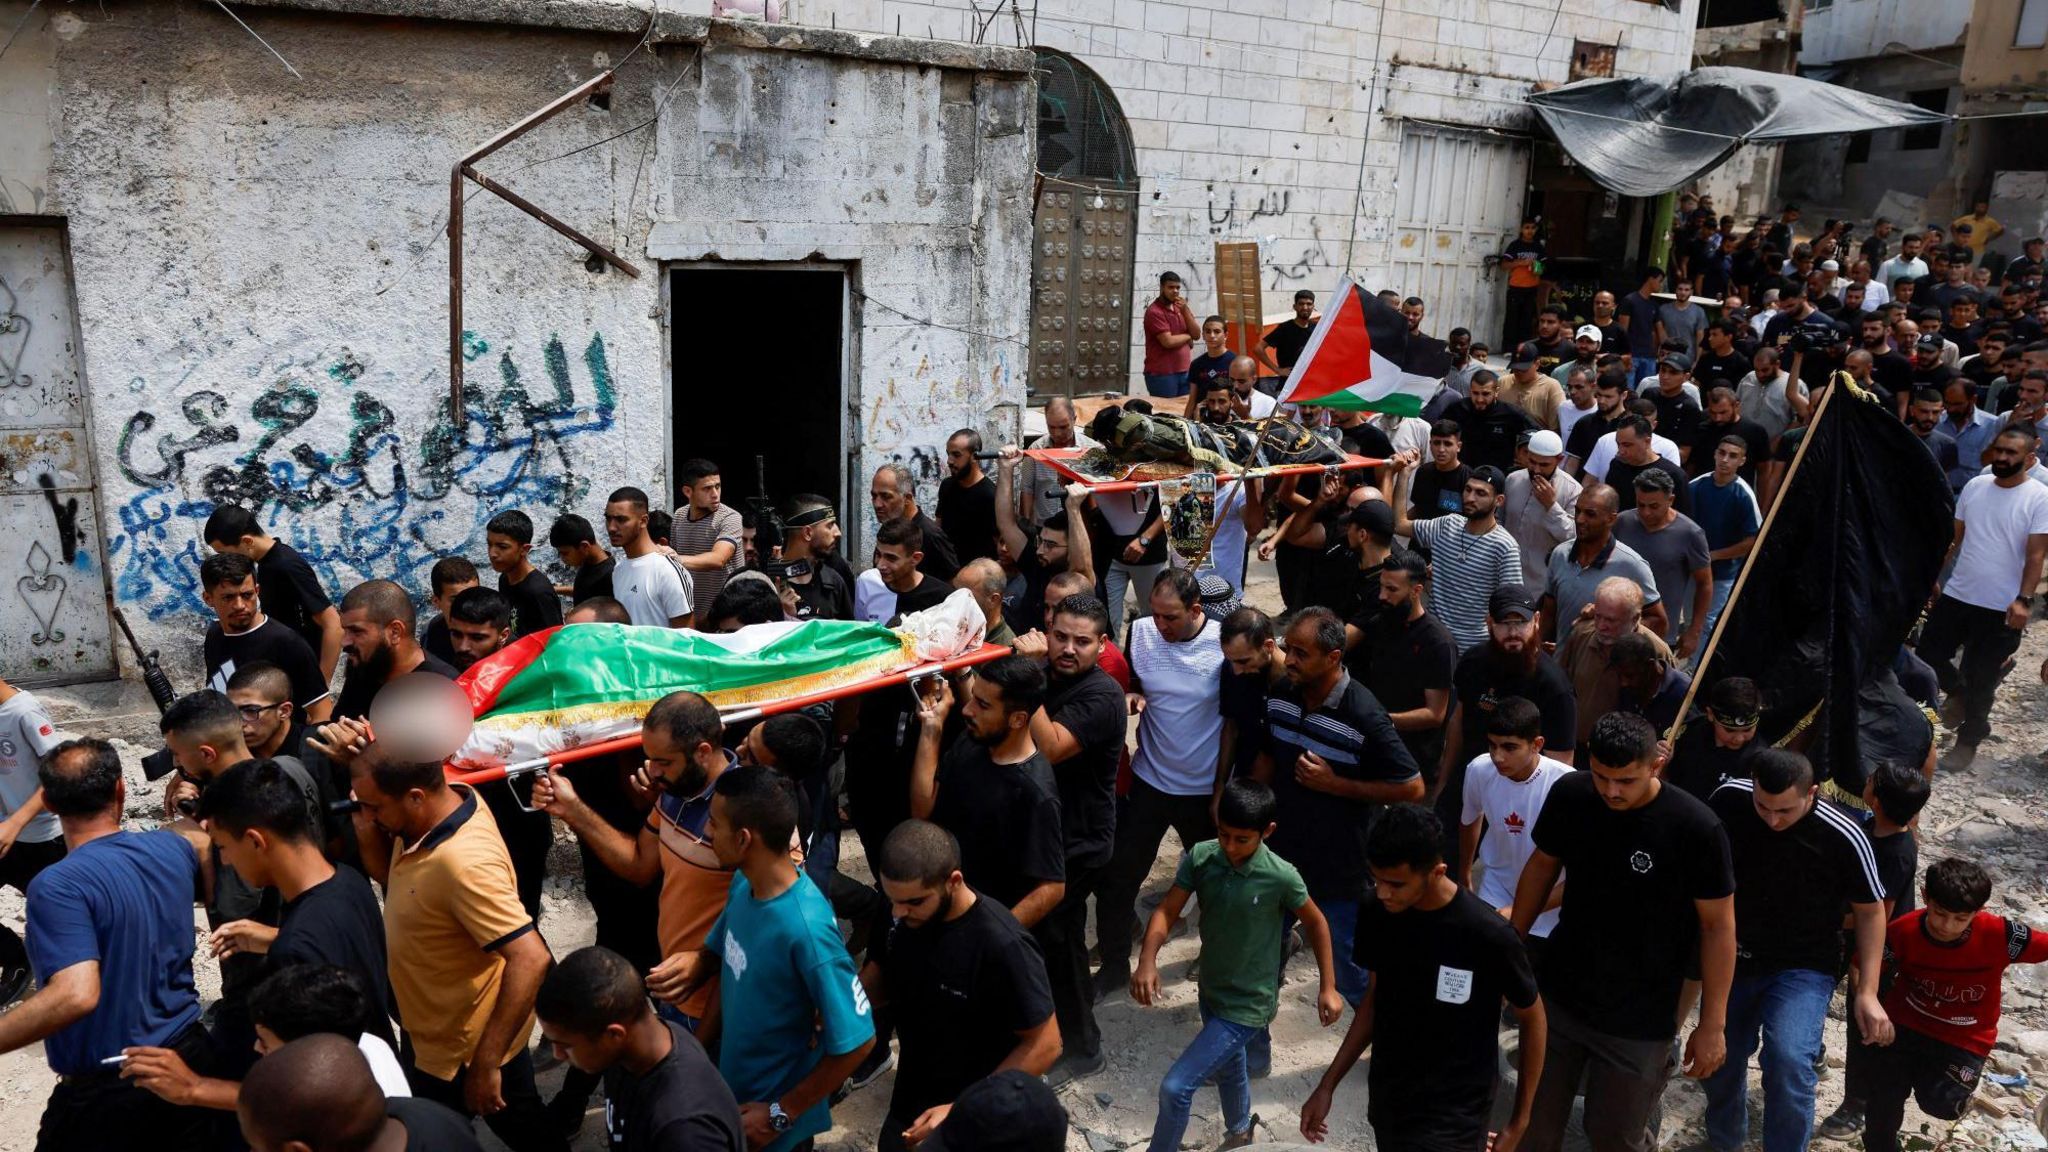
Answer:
[{"left": 1953, "top": 200, "right": 2004, "bottom": 263}]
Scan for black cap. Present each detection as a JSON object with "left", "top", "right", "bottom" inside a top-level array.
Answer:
[
  {"left": 1658, "top": 351, "right": 1693, "bottom": 373},
  {"left": 1915, "top": 334, "right": 1943, "bottom": 353},
  {"left": 1488, "top": 584, "right": 1539, "bottom": 622},
  {"left": 1509, "top": 353, "right": 1537, "bottom": 370},
  {"left": 922, "top": 1071, "right": 1069, "bottom": 1152},
  {"left": 1344, "top": 499, "right": 1396, "bottom": 539},
  {"left": 1470, "top": 465, "right": 1507, "bottom": 495}
]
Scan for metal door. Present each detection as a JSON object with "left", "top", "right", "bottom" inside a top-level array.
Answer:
[
  {"left": 1390, "top": 124, "right": 1533, "bottom": 348},
  {"left": 0, "top": 222, "right": 114, "bottom": 684},
  {"left": 1029, "top": 185, "right": 1136, "bottom": 400}
]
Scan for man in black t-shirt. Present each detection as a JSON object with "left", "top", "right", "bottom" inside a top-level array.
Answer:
[
  {"left": 1564, "top": 372, "right": 1632, "bottom": 476},
  {"left": 547, "top": 514, "right": 617, "bottom": 608},
  {"left": 1256, "top": 290, "right": 1318, "bottom": 380},
  {"left": 937, "top": 430, "right": 1001, "bottom": 565},
  {"left": 1407, "top": 419, "right": 1473, "bottom": 521},
  {"left": 205, "top": 504, "right": 343, "bottom": 682},
  {"left": 1513, "top": 713, "right": 1736, "bottom": 1152},
  {"left": 486, "top": 509, "right": 564, "bottom": 640},
  {"left": 1759, "top": 284, "right": 1848, "bottom": 391},
  {"left": 444, "top": 587, "right": 512, "bottom": 672},
  {"left": 910, "top": 656, "right": 1066, "bottom": 930},
  {"left": 1692, "top": 320, "right": 1754, "bottom": 390},
  {"left": 995, "top": 448, "right": 1094, "bottom": 636},
  {"left": 534, "top": 947, "right": 744, "bottom": 1152},
  {"left": 1703, "top": 750, "right": 1889, "bottom": 1152},
  {"left": 777, "top": 496, "right": 854, "bottom": 622},
  {"left": 1011, "top": 594, "right": 1125, "bottom": 1082},
  {"left": 1662, "top": 675, "right": 1762, "bottom": 801},
  {"left": 1438, "top": 587, "right": 1577, "bottom": 861},
  {"left": 1219, "top": 608, "right": 1286, "bottom": 791},
  {"left": 1690, "top": 387, "right": 1771, "bottom": 484},
  {"left": 1345, "top": 550, "right": 1456, "bottom": 779},
  {"left": 422, "top": 557, "right": 480, "bottom": 669},
  {"left": 864, "top": 821, "right": 1059, "bottom": 1152},
  {"left": 872, "top": 464, "right": 962, "bottom": 583},
  {"left": 240, "top": 1036, "right": 488, "bottom": 1152},
  {"left": 1300, "top": 804, "right": 1541, "bottom": 1152},
  {"left": 1605, "top": 415, "right": 1694, "bottom": 516},
  {"left": 1442, "top": 372, "right": 1536, "bottom": 475},
  {"left": 201, "top": 552, "right": 334, "bottom": 723},
  {"left": 327, "top": 580, "right": 459, "bottom": 723},
  {"left": 1642, "top": 355, "right": 1706, "bottom": 465}
]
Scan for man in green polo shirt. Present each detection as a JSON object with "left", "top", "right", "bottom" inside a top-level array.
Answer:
[{"left": 1131, "top": 780, "right": 1344, "bottom": 1152}]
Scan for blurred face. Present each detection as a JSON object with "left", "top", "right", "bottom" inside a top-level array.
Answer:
[
  {"left": 1752, "top": 782, "right": 1815, "bottom": 832},
  {"left": 1467, "top": 379, "right": 1497, "bottom": 410},
  {"left": 1591, "top": 595, "right": 1639, "bottom": 644},
  {"left": 447, "top": 614, "right": 508, "bottom": 669},
  {"left": 1945, "top": 386, "right": 1975, "bottom": 419},
  {"left": 1429, "top": 433, "right": 1459, "bottom": 468},
  {"left": 1713, "top": 440, "right": 1746, "bottom": 479},
  {"left": 1216, "top": 822, "right": 1266, "bottom": 869},
  {"left": 604, "top": 501, "right": 646, "bottom": 549},
  {"left": 1221, "top": 633, "right": 1276, "bottom": 678},
  {"left": 541, "top": 1020, "right": 628, "bottom": 1077},
  {"left": 229, "top": 686, "right": 292, "bottom": 752},
  {"left": 1588, "top": 755, "right": 1658, "bottom": 809},
  {"left": 873, "top": 542, "right": 919, "bottom": 588},
  {"left": 883, "top": 873, "right": 963, "bottom": 930},
  {"left": 1488, "top": 614, "right": 1537, "bottom": 654},
  {"left": 1150, "top": 584, "right": 1200, "bottom": 641},
  {"left": 1370, "top": 860, "right": 1442, "bottom": 913},
  {"left": 1634, "top": 488, "right": 1675, "bottom": 529},
  {"left": 1281, "top": 623, "right": 1341, "bottom": 688},
  {"left": 1047, "top": 611, "right": 1105, "bottom": 678},
  {"left": 1520, "top": 222, "right": 1537, "bottom": 241},
  {"left": 960, "top": 672, "right": 1019, "bottom": 745},
  {"left": 870, "top": 471, "right": 910, "bottom": 521},
  {"left": 1203, "top": 320, "right": 1227, "bottom": 352},
  {"left": 203, "top": 575, "right": 262, "bottom": 632},
  {"left": 1486, "top": 731, "right": 1539, "bottom": 778}
]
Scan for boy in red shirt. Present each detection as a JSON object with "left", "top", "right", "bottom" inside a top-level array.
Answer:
[{"left": 1863, "top": 856, "right": 2048, "bottom": 1152}]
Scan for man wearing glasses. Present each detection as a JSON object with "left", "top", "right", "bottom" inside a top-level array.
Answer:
[
  {"left": 225, "top": 662, "right": 305, "bottom": 760},
  {"left": 532, "top": 690, "right": 743, "bottom": 1032}
]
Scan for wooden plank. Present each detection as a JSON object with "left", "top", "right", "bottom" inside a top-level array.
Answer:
[{"left": 1215, "top": 241, "right": 1264, "bottom": 364}]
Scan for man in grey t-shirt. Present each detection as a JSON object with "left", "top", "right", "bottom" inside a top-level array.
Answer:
[
  {"left": 1654, "top": 281, "right": 1709, "bottom": 358},
  {"left": 1612, "top": 470, "right": 1713, "bottom": 662}
]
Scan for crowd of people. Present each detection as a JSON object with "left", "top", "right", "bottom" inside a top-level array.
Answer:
[{"left": 0, "top": 198, "right": 2045, "bottom": 1152}]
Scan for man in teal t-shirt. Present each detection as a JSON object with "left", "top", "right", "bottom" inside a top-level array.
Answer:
[
  {"left": 689, "top": 766, "right": 874, "bottom": 1152},
  {"left": 1131, "top": 780, "right": 1343, "bottom": 1152}
]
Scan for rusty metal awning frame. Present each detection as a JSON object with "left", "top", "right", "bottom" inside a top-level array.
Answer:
[{"left": 448, "top": 53, "right": 646, "bottom": 421}]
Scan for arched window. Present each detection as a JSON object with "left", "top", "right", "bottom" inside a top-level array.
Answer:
[{"left": 1030, "top": 49, "right": 1139, "bottom": 401}]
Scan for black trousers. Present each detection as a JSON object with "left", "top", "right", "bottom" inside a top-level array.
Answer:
[
  {"left": 1093, "top": 778, "right": 1215, "bottom": 980},
  {"left": 1503, "top": 285, "right": 1540, "bottom": 351},
  {"left": 36, "top": 1021, "right": 223, "bottom": 1152},
  {"left": 1862, "top": 1028, "right": 1981, "bottom": 1152},
  {"left": 481, "top": 779, "right": 553, "bottom": 920},
  {"left": 403, "top": 1039, "right": 567, "bottom": 1152},
  {"left": 1033, "top": 859, "right": 1103, "bottom": 1059},
  {"left": 1918, "top": 595, "right": 2024, "bottom": 747}
]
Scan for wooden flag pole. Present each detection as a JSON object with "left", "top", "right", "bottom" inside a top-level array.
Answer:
[{"left": 1663, "top": 374, "right": 1846, "bottom": 741}]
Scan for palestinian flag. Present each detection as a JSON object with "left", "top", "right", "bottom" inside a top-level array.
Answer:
[
  {"left": 449, "top": 618, "right": 917, "bottom": 771},
  {"left": 1274, "top": 276, "right": 1440, "bottom": 416}
]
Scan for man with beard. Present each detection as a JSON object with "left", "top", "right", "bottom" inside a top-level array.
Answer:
[
  {"left": 1549, "top": 325, "right": 1605, "bottom": 387},
  {"left": 1504, "top": 430, "right": 1580, "bottom": 584},
  {"left": 1589, "top": 290, "right": 1629, "bottom": 355},
  {"left": 1920, "top": 426, "right": 2048, "bottom": 770},
  {"left": 1559, "top": 577, "right": 1672, "bottom": 745},
  {"left": 1293, "top": 485, "right": 1396, "bottom": 623},
  {"left": 1761, "top": 283, "right": 1848, "bottom": 393},
  {"left": 995, "top": 447, "right": 1094, "bottom": 636},
  {"left": 330, "top": 580, "right": 457, "bottom": 722},
  {"left": 860, "top": 821, "right": 1059, "bottom": 1152},
  {"left": 1663, "top": 676, "right": 1764, "bottom": 801},
  {"left": 1501, "top": 354, "right": 1566, "bottom": 433},
  {"left": 1434, "top": 587, "right": 1578, "bottom": 860},
  {"left": 1516, "top": 307, "right": 1573, "bottom": 377},
  {"left": 444, "top": 588, "right": 512, "bottom": 672},
  {"left": 1540, "top": 482, "right": 1669, "bottom": 645},
  {"left": 938, "top": 430, "right": 1000, "bottom": 565},
  {"left": 1443, "top": 371, "right": 1537, "bottom": 474},
  {"left": 1382, "top": 459, "right": 1524, "bottom": 653},
  {"left": 872, "top": 464, "right": 961, "bottom": 583},
  {"left": 1908, "top": 387, "right": 1961, "bottom": 473},
  {"left": 201, "top": 553, "right": 334, "bottom": 725},
  {"left": 777, "top": 494, "right": 854, "bottom": 621},
  {"left": 1602, "top": 416, "right": 1695, "bottom": 516},
  {"left": 1564, "top": 372, "right": 1632, "bottom": 477},
  {"left": 1736, "top": 346, "right": 1809, "bottom": 446},
  {"left": 1015, "top": 594, "right": 1124, "bottom": 1086},
  {"left": 1345, "top": 550, "right": 1457, "bottom": 780},
  {"left": 1941, "top": 379, "right": 2005, "bottom": 494},
  {"left": 532, "top": 691, "right": 741, "bottom": 1031},
  {"left": 1405, "top": 298, "right": 1452, "bottom": 377},
  {"left": 1859, "top": 312, "right": 1919, "bottom": 405}
]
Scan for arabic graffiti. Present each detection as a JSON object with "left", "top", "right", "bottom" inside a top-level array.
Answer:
[{"left": 109, "top": 331, "right": 618, "bottom": 621}]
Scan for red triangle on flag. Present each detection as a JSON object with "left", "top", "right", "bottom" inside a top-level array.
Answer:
[{"left": 1279, "top": 282, "right": 1371, "bottom": 405}]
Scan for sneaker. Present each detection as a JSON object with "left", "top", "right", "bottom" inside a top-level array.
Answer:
[
  {"left": 844, "top": 1044, "right": 895, "bottom": 1092},
  {"left": 1940, "top": 742, "right": 1979, "bottom": 772},
  {"left": 1816, "top": 1102, "right": 1864, "bottom": 1141},
  {"left": 1044, "top": 1049, "right": 1105, "bottom": 1089},
  {"left": 1218, "top": 1114, "right": 1260, "bottom": 1149},
  {"left": 1940, "top": 695, "right": 1967, "bottom": 730},
  {"left": 0, "top": 926, "right": 29, "bottom": 1007}
]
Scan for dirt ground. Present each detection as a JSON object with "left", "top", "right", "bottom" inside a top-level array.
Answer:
[{"left": 7, "top": 557, "right": 2048, "bottom": 1152}]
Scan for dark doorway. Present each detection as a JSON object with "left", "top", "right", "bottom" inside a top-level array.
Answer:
[{"left": 669, "top": 266, "right": 846, "bottom": 522}]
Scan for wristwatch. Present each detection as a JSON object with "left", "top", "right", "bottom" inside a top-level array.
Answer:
[{"left": 768, "top": 1102, "right": 792, "bottom": 1134}]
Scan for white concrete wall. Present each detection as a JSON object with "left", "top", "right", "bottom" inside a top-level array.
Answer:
[
  {"left": 1800, "top": 0, "right": 1971, "bottom": 65},
  {"left": 25, "top": 5, "right": 1031, "bottom": 674},
  {"left": 688, "top": 0, "right": 1698, "bottom": 387}
]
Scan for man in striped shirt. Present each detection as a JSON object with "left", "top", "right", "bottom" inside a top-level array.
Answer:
[
  {"left": 1381, "top": 457, "right": 1524, "bottom": 651},
  {"left": 1704, "top": 750, "right": 1891, "bottom": 1152}
]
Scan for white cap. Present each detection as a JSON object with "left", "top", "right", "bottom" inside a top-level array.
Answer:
[
  {"left": 1526, "top": 430, "right": 1565, "bottom": 458},
  {"left": 1821, "top": 259, "right": 1840, "bottom": 272},
  {"left": 1574, "top": 324, "right": 1602, "bottom": 341}
]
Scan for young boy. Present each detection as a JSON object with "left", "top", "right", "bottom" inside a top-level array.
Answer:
[
  {"left": 547, "top": 513, "right": 616, "bottom": 607},
  {"left": 1819, "top": 759, "right": 1933, "bottom": 1139},
  {"left": 485, "top": 510, "right": 563, "bottom": 640},
  {"left": 420, "top": 556, "right": 480, "bottom": 668},
  {"left": 1186, "top": 315, "right": 1235, "bottom": 417},
  {"left": 1133, "top": 779, "right": 1343, "bottom": 1152},
  {"left": 1302, "top": 804, "right": 1543, "bottom": 1152},
  {"left": 1458, "top": 696, "right": 1573, "bottom": 954},
  {"left": 1855, "top": 856, "right": 2046, "bottom": 1152}
]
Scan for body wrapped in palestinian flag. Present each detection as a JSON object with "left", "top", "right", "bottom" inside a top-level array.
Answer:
[{"left": 450, "top": 588, "right": 987, "bottom": 773}]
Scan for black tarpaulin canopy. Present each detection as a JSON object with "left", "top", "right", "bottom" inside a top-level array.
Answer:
[{"left": 1526, "top": 66, "right": 1951, "bottom": 198}]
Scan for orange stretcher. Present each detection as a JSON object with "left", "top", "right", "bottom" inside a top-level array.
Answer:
[{"left": 1023, "top": 447, "right": 1381, "bottom": 493}]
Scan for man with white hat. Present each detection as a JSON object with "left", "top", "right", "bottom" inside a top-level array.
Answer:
[
  {"left": 1548, "top": 325, "right": 1606, "bottom": 388},
  {"left": 1504, "top": 430, "right": 1581, "bottom": 584}
]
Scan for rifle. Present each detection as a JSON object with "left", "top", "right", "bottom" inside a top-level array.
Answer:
[{"left": 112, "top": 605, "right": 178, "bottom": 714}]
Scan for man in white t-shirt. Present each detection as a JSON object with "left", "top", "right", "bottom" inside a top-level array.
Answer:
[
  {"left": 1556, "top": 364, "right": 1600, "bottom": 447},
  {"left": 1458, "top": 694, "right": 1571, "bottom": 943},
  {"left": 0, "top": 676, "right": 65, "bottom": 1000},
  {"left": 1091, "top": 569, "right": 1225, "bottom": 998},
  {"left": 1921, "top": 426, "right": 2048, "bottom": 770},
  {"left": 604, "top": 486, "right": 694, "bottom": 628},
  {"left": 1582, "top": 421, "right": 1683, "bottom": 484}
]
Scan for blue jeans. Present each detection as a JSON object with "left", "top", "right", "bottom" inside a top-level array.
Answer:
[
  {"left": 1631, "top": 356, "right": 1658, "bottom": 387},
  {"left": 1150, "top": 1006, "right": 1259, "bottom": 1152},
  {"left": 1695, "top": 575, "right": 1735, "bottom": 663},
  {"left": 654, "top": 1001, "right": 703, "bottom": 1034},
  {"left": 1145, "top": 371, "right": 1191, "bottom": 398},
  {"left": 1703, "top": 967, "right": 1837, "bottom": 1152},
  {"left": 1248, "top": 895, "right": 1366, "bottom": 1071}
]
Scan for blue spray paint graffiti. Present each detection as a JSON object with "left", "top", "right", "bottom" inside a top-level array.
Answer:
[{"left": 109, "top": 331, "right": 618, "bottom": 621}]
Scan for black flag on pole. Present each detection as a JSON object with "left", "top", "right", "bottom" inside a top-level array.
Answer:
[{"left": 1693, "top": 382, "right": 1955, "bottom": 782}]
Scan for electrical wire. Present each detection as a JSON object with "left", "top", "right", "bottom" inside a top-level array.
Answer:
[{"left": 851, "top": 288, "right": 1029, "bottom": 349}]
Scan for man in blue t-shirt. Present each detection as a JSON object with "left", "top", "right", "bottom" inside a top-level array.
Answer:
[
  {"left": 0, "top": 737, "right": 217, "bottom": 1150},
  {"left": 1687, "top": 435, "right": 1763, "bottom": 645},
  {"left": 675, "top": 765, "right": 874, "bottom": 1152}
]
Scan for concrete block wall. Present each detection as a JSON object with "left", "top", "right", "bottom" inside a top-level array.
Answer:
[{"left": 686, "top": 0, "right": 1698, "bottom": 391}]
